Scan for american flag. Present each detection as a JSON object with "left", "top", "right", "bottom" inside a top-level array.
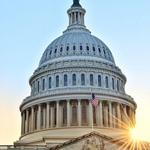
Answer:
[{"left": 91, "top": 93, "right": 98, "bottom": 107}]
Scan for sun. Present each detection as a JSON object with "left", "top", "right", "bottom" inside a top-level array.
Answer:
[{"left": 130, "top": 128, "right": 145, "bottom": 142}]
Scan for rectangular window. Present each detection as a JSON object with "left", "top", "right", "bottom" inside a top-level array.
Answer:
[
  {"left": 81, "top": 74, "right": 85, "bottom": 86},
  {"left": 56, "top": 75, "right": 59, "bottom": 87},
  {"left": 37, "top": 81, "right": 40, "bottom": 92},
  {"left": 42, "top": 79, "right": 45, "bottom": 91},
  {"left": 49, "top": 77, "right": 52, "bottom": 89},
  {"left": 98, "top": 75, "right": 101, "bottom": 87},
  {"left": 90, "top": 74, "right": 94, "bottom": 86}
]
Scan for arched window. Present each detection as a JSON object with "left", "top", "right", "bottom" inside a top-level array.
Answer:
[
  {"left": 66, "top": 46, "right": 69, "bottom": 51},
  {"left": 90, "top": 74, "right": 94, "bottom": 86},
  {"left": 49, "top": 77, "right": 52, "bottom": 89},
  {"left": 56, "top": 75, "right": 59, "bottom": 87},
  {"left": 60, "top": 47, "right": 63, "bottom": 52},
  {"left": 49, "top": 50, "right": 52, "bottom": 56},
  {"left": 66, "top": 46, "right": 69, "bottom": 55},
  {"left": 117, "top": 80, "right": 119, "bottom": 91},
  {"left": 86, "top": 46, "right": 89, "bottom": 54},
  {"left": 37, "top": 81, "right": 40, "bottom": 92},
  {"left": 93, "top": 47, "right": 95, "bottom": 51},
  {"left": 93, "top": 47, "right": 96, "bottom": 55},
  {"left": 98, "top": 75, "right": 101, "bottom": 87},
  {"left": 103, "top": 49, "right": 107, "bottom": 58},
  {"left": 54, "top": 48, "right": 57, "bottom": 54},
  {"left": 105, "top": 76, "right": 109, "bottom": 88},
  {"left": 98, "top": 47, "right": 101, "bottom": 54},
  {"left": 60, "top": 47, "right": 63, "bottom": 55},
  {"left": 72, "top": 74, "right": 76, "bottom": 86},
  {"left": 64, "top": 74, "right": 68, "bottom": 86},
  {"left": 86, "top": 46, "right": 89, "bottom": 51},
  {"left": 80, "top": 45, "right": 83, "bottom": 50},
  {"left": 73, "top": 45, "right": 76, "bottom": 50},
  {"left": 81, "top": 102, "right": 87, "bottom": 125},
  {"left": 112, "top": 78, "right": 115, "bottom": 90},
  {"left": 42, "top": 79, "right": 45, "bottom": 91},
  {"left": 72, "top": 103, "right": 77, "bottom": 125},
  {"left": 81, "top": 74, "right": 85, "bottom": 86}
]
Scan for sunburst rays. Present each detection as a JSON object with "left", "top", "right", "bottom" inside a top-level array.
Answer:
[
  {"left": 110, "top": 109, "right": 150, "bottom": 150},
  {"left": 91, "top": 104, "right": 150, "bottom": 150}
]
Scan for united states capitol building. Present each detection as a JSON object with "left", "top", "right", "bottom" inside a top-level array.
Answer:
[{"left": 1, "top": 0, "right": 150, "bottom": 150}]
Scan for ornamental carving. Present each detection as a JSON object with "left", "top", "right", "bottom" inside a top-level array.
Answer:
[{"left": 82, "top": 137, "right": 105, "bottom": 150}]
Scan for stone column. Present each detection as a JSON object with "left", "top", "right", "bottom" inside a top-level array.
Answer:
[
  {"left": 43, "top": 106, "right": 46, "bottom": 128},
  {"left": 78, "top": 100, "right": 81, "bottom": 126},
  {"left": 99, "top": 101, "right": 103, "bottom": 127},
  {"left": 25, "top": 109, "right": 29, "bottom": 133},
  {"left": 50, "top": 106, "right": 54, "bottom": 128},
  {"left": 109, "top": 102, "right": 113, "bottom": 127},
  {"left": 71, "top": 13, "right": 73, "bottom": 25},
  {"left": 129, "top": 106, "right": 133, "bottom": 127},
  {"left": 73, "top": 12, "right": 75, "bottom": 24},
  {"left": 123, "top": 105, "right": 127, "bottom": 125},
  {"left": 46, "top": 103, "right": 50, "bottom": 129},
  {"left": 117, "top": 103, "right": 121, "bottom": 128},
  {"left": 67, "top": 100, "right": 70, "bottom": 127},
  {"left": 112, "top": 104, "right": 116, "bottom": 128},
  {"left": 104, "top": 104, "right": 109, "bottom": 127},
  {"left": 21, "top": 113, "right": 23, "bottom": 135},
  {"left": 75, "top": 12, "right": 77, "bottom": 23},
  {"left": 37, "top": 104, "right": 41, "bottom": 130},
  {"left": 96, "top": 102, "right": 100, "bottom": 126},
  {"left": 56, "top": 101, "right": 60, "bottom": 128},
  {"left": 31, "top": 106, "right": 34, "bottom": 131},
  {"left": 89, "top": 101, "right": 93, "bottom": 126},
  {"left": 22, "top": 111, "right": 25, "bottom": 134},
  {"left": 78, "top": 12, "right": 80, "bottom": 24}
]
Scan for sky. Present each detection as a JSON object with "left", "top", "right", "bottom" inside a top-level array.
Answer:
[{"left": 0, "top": 0, "right": 150, "bottom": 145}]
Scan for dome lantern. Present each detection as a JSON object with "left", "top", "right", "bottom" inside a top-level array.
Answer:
[{"left": 67, "top": 0, "right": 86, "bottom": 27}]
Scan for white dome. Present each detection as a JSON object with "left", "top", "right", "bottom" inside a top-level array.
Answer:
[{"left": 39, "top": 30, "right": 115, "bottom": 67}]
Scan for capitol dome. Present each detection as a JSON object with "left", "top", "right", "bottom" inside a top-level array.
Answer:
[
  {"left": 16, "top": 0, "right": 137, "bottom": 148},
  {"left": 39, "top": 30, "right": 115, "bottom": 67}
]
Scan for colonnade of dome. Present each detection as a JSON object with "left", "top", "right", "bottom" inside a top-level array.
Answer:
[{"left": 21, "top": 99, "right": 135, "bottom": 136}]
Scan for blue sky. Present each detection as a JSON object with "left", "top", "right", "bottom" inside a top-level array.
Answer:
[{"left": 0, "top": 0, "right": 150, "bottom": 144}]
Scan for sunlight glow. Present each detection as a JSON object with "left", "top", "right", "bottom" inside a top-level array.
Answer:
[{"left": 130, "top": 128, "right": 143, "bottom": 142}]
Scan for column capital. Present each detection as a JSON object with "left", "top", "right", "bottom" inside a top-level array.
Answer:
[
  {"left": 38, "top": 103, "right": 42, "bottom": 107},
  {"left": 66, "top": 99, "right": 70, "bottom": 101},
  {"left": 46, "top": 102, "right": 50, "bottom": 105}
]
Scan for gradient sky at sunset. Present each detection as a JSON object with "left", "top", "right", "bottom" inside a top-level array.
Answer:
[{"left": 0, "top": 0, "right": 150, "bottom": 145}]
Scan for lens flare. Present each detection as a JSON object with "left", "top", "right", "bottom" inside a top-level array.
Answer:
[{"left": 130, "top": 128, "right": 142, "bottom": 142}]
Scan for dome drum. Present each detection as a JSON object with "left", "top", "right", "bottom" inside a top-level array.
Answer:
[{"left": 20, "top": 98, "right": 136, "bottom": 139}]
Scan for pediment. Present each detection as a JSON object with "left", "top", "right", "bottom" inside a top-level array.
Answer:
[{"left": 49, "top": 131, "right": 121, "bottom": 150}]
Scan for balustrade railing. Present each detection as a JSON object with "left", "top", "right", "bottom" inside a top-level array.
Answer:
[{"left": 0, "top": 145, "right": 48, "bottom": 150}]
